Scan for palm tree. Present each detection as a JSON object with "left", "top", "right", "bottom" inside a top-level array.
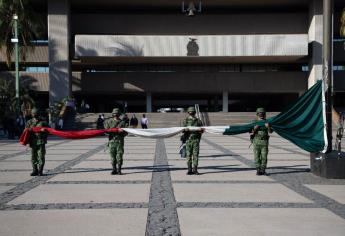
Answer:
[
  {"left": 0, "top": 77, "right": 35, "bottom": 120},
  {"left": 0, "top": 0, "right": 43, "bottom": 68}
]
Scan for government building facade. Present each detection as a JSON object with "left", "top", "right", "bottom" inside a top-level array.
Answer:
[{"left": 1, "top": 0, "right": 345, "bottom": 112}]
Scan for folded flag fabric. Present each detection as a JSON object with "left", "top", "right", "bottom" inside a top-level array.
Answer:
[{"left": 223, "top": 81, "right": 327, "bottom": 153}]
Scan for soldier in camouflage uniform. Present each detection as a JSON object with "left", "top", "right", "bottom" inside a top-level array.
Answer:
[
  {"left": 182, "top": 107, "right": 204, "bottom": 175},
  {"left": 25, "top": 108, "right": 48, "bottom": 176},
  {"left": 251, "top": 107, "right": 273, "bottom": 176},
  {"left": 104, "top": 108, "right": 128, "bottom": 175}
]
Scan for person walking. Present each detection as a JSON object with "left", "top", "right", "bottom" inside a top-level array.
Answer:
[
  {"left": 250, "top": 107, "right": 273, "bottom": 176},
  {"left": 25, "top": 108, "right": 48, "bottom": 176},
  {"left": 182, "top": 107, "right": 204, "bottom": 175},
  {"left": 140, "top": 114, "right": 148, "bottom": 129},
  {"left": 104, "top": 108, "right": 128, "bottom": 175}
]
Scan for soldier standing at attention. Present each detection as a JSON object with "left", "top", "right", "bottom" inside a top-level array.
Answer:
[
  {"left": 104, "top": 108, "right": 128, "bottom": 175},
  {"left": 25, "top": 108, "right": 48, "bottom": 176},
  {"left": 251, "top": 108, "right": 273, "bottom": 176},
  {"left": 182, "top": 107, "right": 204, "bottom": 175}
]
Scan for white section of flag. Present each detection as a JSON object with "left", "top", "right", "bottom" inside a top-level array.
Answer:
[{"left": 122, "top": 126, "right": 229, "bottom": 138}]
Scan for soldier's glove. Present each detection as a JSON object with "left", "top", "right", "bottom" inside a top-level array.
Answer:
[
  {"left": 184, "top": 128, "right": 189, "bottom": 132},
  {"left": 199, "top": 128, "right": 205, "bottom": 133}
]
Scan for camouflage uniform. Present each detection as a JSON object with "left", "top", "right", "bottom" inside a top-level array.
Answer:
[
  {"left": 104, "top": 108, "right": 128, "bottom": 175},
  {"left": 183, "top": 107, "right": 203, "bottom": 175},
  {"left": 251, "top": 108, "right": 272, "bottom": 175},
  {"left": 26, "top": 109, "right": 48, "bottom": 176}
]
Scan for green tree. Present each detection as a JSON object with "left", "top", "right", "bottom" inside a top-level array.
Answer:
[
  {"left": 0, "top": 78, "right": 35, "bottom": 121},
  {"left": 0, "top": 0, "right": 43, "bottom": 67}
]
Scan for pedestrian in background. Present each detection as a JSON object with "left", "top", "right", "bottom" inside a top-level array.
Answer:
[
  {"left": 141, "top": 114, "right": 148, "bottom": 129},
  {"left": 58, "top": 116, "right": 64, "bottom": 130},
  {"left": 129, "top": 114, "right": 138, "bottom": 128},
  {"left": 96, "top": 114, "right": 104, "bottom": 129}
]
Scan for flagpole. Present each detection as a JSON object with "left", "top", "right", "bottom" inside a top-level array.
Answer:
[{"left": 323, "top": 0, "right": 333, "bottom": 153}]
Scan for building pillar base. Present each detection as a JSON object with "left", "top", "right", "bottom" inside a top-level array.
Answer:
[{"left": 310, "top": 151, "right": 345, "bottom": 179}]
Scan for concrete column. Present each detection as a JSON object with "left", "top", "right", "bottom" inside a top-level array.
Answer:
[
  {"left": 308, "top": 0, "right": 323, "bottom": 88},
  {"left": 222, "top": 91, "right": 228, "bottom": 112},
  {"left": 48, "top": 0, "right": 71, "bottom": 105},
  {"left": 146, "top": 92, "right": 152, "bottom": 113}
]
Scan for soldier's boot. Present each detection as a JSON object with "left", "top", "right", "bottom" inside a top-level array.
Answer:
[
  {"left": 192, "top": 166, "right": 200, "bottom": 175},
  {"left": 38, "top": 165, "right": 44, "bottom": 176},
  {"left": 186, "top": 163, "right": 193, "bottom": 175},
  {"left": 30, "top": 166, "right": 38, "bottom": 176},
  {"left": 256, "top": 168, "right": 261, "bottom": 176},
  {"left": 261, "top": 167, "right": 268, "bottom": 176},
  {"left": 117, "top": 164, "right": 122, "bottom": 175},
  {"left": 111, "top": 164, "right": 117, "bottom": 175}
]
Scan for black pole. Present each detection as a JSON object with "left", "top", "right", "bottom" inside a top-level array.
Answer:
[{"left": 323, "top": 0, "right": 333, "bottom": 153}]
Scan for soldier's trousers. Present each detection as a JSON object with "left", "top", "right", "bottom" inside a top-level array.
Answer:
[
  {"left": 186, "top": 138, "right": 200, "bottom": 167},
  {"left": 253, "top": 143, "right": 268, "bottom": 170},
  {"left": 31, "top": 144, "right": 46, "bottom": 168},
  {"left": 109, "top": 140, "right": 124, "bottom": 166}
]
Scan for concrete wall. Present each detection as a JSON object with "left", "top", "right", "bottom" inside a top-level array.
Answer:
[
  {"left": 80, "top": 71, "right": 307, "bottom": 94},
  {"left": 48, "top": 0, "right": 71, "bottom": 104},
  {"left": 71, "top": 13, "right": 308, "bottom": 35}
]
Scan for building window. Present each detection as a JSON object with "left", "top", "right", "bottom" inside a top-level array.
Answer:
[
  {"left": 25, "top": 67, "right": 49, "bottom": 73},
  {"left": 333, "top": 65, "right": 345, "bottom": 71},
  {"left": 302, "top": 66, "right": 309, "bottom": 72}
]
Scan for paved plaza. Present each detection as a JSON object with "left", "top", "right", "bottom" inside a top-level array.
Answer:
[{"left": 0, "top": 133, "right": 345, "bottom": 235}]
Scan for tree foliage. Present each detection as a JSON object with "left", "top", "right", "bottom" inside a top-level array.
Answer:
[{"left": 0, "top": 0, "right": 44, "bottom": 67}]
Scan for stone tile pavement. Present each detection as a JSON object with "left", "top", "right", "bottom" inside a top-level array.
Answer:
[{"left": 0, "top": 133, "right": 345, "bottom": 235}]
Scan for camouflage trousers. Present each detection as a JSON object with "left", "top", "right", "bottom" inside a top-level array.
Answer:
[
  {"left": 186, "top": 138, "right": 200, "bottom": 167},
  {"left": 253, "top": 142, "right": 268, "bottom": 170},
  {"left": 108, "top": 140, "right": 124, "bottom": 166},
  {"left": 31, "top": 144, "right": 46, "bottom": 168}
]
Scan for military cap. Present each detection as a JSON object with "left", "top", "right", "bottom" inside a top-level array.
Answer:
[
  {"left": 256, "top": 107, "right": 266, "bottom": 113},
  {"left": 187, "top": 107, "right": 196, "bottom": 113},
  {"left": 112, "top": 108, "right": 120, "bottom": 114}
]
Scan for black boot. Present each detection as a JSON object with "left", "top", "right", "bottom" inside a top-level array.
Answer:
[
  {"left": 192, "top": 166, "right": 200, "bottom": 175},
  {"left": 117, "top": 164, "right": 122, "bottom": 175},
  {"left": 187, "top": 163, "right": 193, "bottom": 175},
  {"left": 111, "top": 164, "right": 117, "bottom": 175},
  {"left": 30, "top": 166, "right": 38, "bottom": 176},
  {"left": 38, "top": 165, "right": 44, "bottom": 176},
  {"left": 256, "top": 168, "right": 261, "bottom": 176},
  {"left": 261, "top": 167, "right": 268, "bottom": 176}
]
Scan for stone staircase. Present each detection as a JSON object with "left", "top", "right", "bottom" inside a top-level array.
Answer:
[
  {"left": 202, "top": 112, "right": 280, "bottom": 126},
  {"left": 74, "top": 112, "right": 281, "bottom": 130}
]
